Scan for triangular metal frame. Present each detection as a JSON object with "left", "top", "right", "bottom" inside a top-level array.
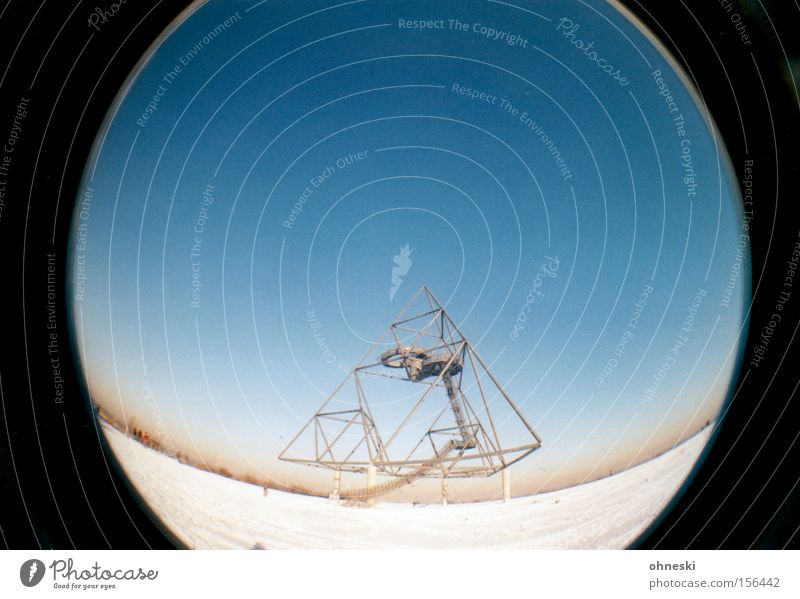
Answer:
[{"left": 278, "top": 286, "right": 541, "bottom": 479}]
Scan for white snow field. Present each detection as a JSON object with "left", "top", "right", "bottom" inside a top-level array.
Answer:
[{"left": 105, "top": 425, "right": 711, "bottom": 549}]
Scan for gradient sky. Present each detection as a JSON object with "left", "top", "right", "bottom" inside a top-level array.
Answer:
[{"left": 70, "top": 0, "right": 748, "bottom": 501}]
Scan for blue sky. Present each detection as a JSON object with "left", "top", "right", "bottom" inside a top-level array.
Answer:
[{"left": 71, "top": 0, "right": 748, "bottom": 499}]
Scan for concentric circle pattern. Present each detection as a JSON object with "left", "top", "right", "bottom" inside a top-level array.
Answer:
[{"left": 70, "top": 0, "right": 749, "bottom": 548}]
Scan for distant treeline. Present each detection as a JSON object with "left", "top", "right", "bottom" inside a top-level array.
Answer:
[{"left": 95, "top": 405, "right": 325, "bottom": 498}]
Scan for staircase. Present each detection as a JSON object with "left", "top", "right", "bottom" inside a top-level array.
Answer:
[{"left": 339, "top": 442, "right": 455, "bottom": 505}]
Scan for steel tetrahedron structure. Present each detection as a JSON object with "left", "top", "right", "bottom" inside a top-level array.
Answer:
[{"left": 279, "top": 286, "right": 542, "bottom": 493}]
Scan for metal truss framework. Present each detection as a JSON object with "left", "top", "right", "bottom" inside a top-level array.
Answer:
[{"left": 279, "top": 286, "right": 542, "bottom": 481}]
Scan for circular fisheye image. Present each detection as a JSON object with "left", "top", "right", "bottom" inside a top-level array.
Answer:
[{"left": 70, "top": 0, "right": 749, "bottom": 548}]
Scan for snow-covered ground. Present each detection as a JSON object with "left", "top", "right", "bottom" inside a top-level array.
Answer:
[{"left": 105, "top": 425, "right": 710, "bottom": 549}]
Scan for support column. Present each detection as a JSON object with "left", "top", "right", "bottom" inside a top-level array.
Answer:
[
  {"left": 502, "top": 467, "right": 511, "bottom": 502},
  {"left": 441, "top": 478, "right": 448, "bottom": 506},
  {"left": 329, "top": 469, "right": 341, "bottom": 501},
  {"left": 366, "top": 464, "right": 377, "bottom": 507}
]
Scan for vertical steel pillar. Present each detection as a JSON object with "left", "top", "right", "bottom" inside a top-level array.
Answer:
[
  {"left": 329, "top": 468, "right": 341, "bottom": 500},
  {"left": 502, "top": 467, "right": 511, "bottom": 502}
]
